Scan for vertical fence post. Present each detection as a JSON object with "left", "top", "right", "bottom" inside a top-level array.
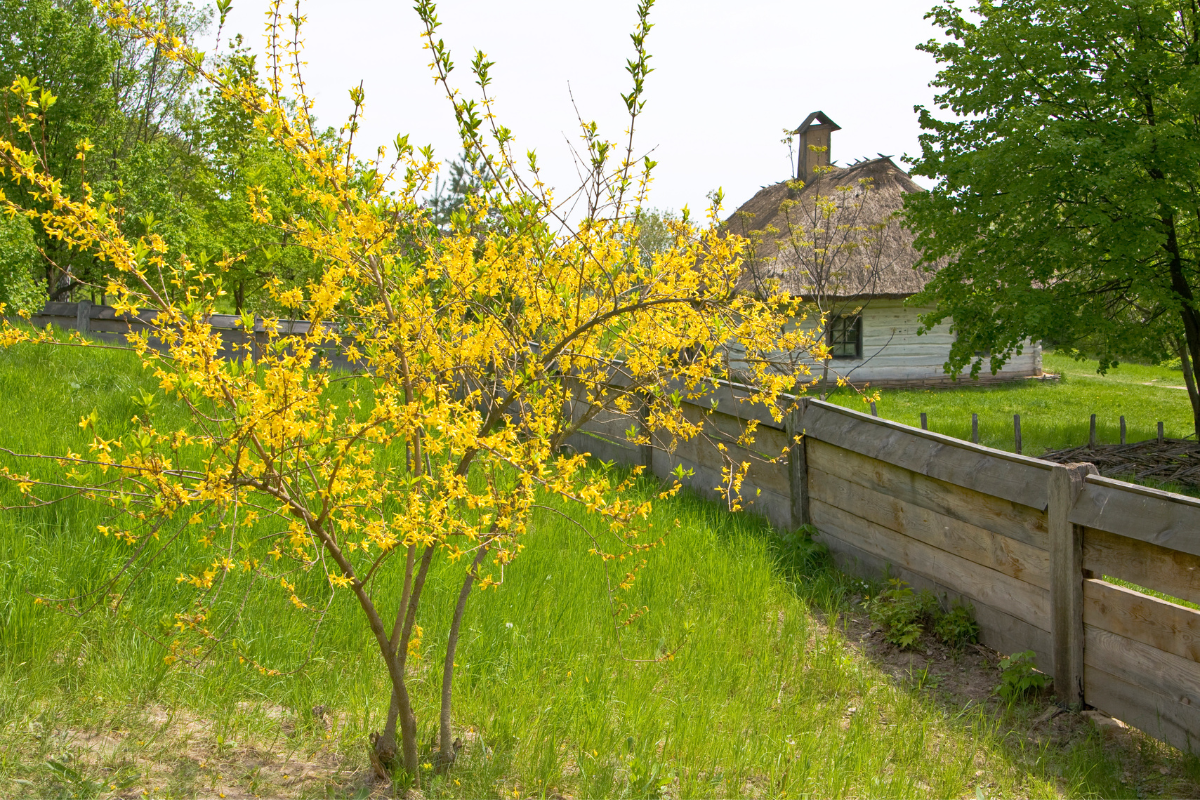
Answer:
[
  {"left": 1049, "top": 461, "right": 1098, "bottom": 707},
  {"left": 638, "top": 390, "right": 654, "bottom": 473},
  {"left": 971, "top": 413, "right": 979, "bottom": 444},
  {"left": 920, "top": 412, "right": 928, "bottom": 431},
  {"left": 1089, "top": 414, "right": 1097, "bottom": 448},
  {"left": 1120, "top": 416, "right": 1126, "bottom": 445},
  {"left": 1014, "top": 414, "right": 1022, "bottom": 455},
  {"left": 75, "top": 299, "right": 91, "bottom": 334},
  {"left": 786, "top": 399, "right": 810, "bottom": 529},
  {"left": 1158, "top": 421, "right": 1165, "bottom": 444},
  {"left": 869, "top": 401, "right": 878, "bottom": 417}
]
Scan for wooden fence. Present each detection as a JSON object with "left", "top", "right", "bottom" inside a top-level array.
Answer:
[
  {"left": 28, "top": 301, "right": 357, "bottom": 371},
  {"left": 23, "top": 301, "right": 1200, "bottom": 754},
  {"left": 569, "top": 385, "right": 1200, "bottom": 755}
]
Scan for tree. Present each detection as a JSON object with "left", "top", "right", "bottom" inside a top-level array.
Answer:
[
  {"left": 0, "top": 0, "right": 208, "bottom": 303},
  {"left": 0, "top": 0, "right": 819, "bottom": 787},
  {"left": 905, "top": 0, "right": 1200, "bottom": 435}
]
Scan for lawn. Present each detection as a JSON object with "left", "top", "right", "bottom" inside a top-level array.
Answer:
[
  {"left": 824, "top": 351, "right": 1196, "bottom": 457},
  {"left": 0, "top": 342, "right": 1196, "bottom": 798}
]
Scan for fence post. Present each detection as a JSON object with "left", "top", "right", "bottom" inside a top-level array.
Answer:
[
  {"left": 1014, "top": 414, "right": 1022, "bottom": 455},
  {"left": 1089, "top": 414, "right": 1097, "bottom": 448},
  {"left": 971, "top": 413, "right": 979, "bottom": 444},
  {"left": 1120, "top": 416, "right": 1126, "bottom": 445},
  {"left": 75, "top": 300, "right": 91, "bottom": 334},
  {"left": 1048, "top": 461, "right": 1098, "bottom": 707},
  {"left": 920, "top": 412, "right": 928, "bottom": 430},
  {"left": 786, "top": 399, "right": 810, "bottom": 529},
  {"left": 638, "top": 390, "right": 654, "bottom": 473}
]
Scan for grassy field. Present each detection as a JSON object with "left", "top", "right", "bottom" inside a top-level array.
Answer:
[
  {"left": 1, "top": 342, "right": 1197, "bottom": 798},
  {"left": 823, "top": 351, "right": 1196, "bottom": 457}
]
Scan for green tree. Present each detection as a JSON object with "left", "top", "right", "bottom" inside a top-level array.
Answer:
[
  {"left": 905, "top": 0, "right": 1200, "bottom": 435},
  {"left": 0, "top": 0, "right": 207, "bottom": 302}
]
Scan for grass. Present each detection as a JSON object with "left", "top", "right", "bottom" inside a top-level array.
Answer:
[
  {"left": 823, "top": 350, "right": 1195, "bottom": 457},
  {"left": 0, "top": 342, "right": 1197, "bottom": 798}
]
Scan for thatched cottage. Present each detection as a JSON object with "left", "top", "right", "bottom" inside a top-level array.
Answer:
[{"left": 726, "top": 111, "right": 1042, "bottom": 389}]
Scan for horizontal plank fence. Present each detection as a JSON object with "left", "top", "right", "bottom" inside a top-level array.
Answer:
[
  {"left": 28, "top": 301, "right": 357, "bottom": 371},
  {"left": 18, "top": 302, "right": 1200, "bottom": 754},
  {"left": 570, "top": 382, "right": 1200, "bottom": 756}
]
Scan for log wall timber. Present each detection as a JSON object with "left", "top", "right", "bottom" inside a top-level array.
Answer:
[{"left": 727, "top": 300, "right": 1043, "bottom": 388}]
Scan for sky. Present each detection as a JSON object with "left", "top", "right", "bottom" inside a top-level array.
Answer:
[{"left": 204, "top": 0, "right": 948, "bottom": 214}]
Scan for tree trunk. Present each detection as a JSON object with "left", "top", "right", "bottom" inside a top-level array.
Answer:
[
  {"left": 437, "top": 544, "right": 490, "bottom": 772},
  {"left": 1161, "top": 211, "right": 1200, "bottom": 438},
  {"left": 1173, "top": 335, "right": 1200, "bottom": 430}
]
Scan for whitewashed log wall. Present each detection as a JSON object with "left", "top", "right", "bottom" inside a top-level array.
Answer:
[{"left": 728, "top": 299, "right": 1043, "bottom": 387}]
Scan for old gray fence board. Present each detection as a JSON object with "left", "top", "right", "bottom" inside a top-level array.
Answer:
[
  {"left": 801, "top": 401, "right": 1052, "bottom": 509},
  {"left": 811, "top": 499, "right": 1050, "bottom": 630},
  {"left": 1084, "top": 625, "right": 1200, "bottom": 714},
  {"left": 1082, "top": 527, "right": 1200, "bottom": 608},
  {"left": 1070, "top": 476, "right": 1200, "bottom": 559},
  {"left": 806, "top": 438, "right": 1048, "bottom": 550},
  {"left": 809, "top": 467, "right": 1049, "bottom": 588},
  {"left": 1084, "top": 667, "right": 1198, "bottom": 754},
  {"left": 1084, "top": 579, "right": 1200, "bottom": 663}
]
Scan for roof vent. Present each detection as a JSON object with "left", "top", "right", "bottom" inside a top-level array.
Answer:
[{"left": 794, "top": 111, "right": 841, "bottom": 181}]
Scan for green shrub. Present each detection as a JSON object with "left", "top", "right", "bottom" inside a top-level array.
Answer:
[
  {"left": 995, "top": 650, "right": 1049, "bottom": 703},
  {"left": 934, "top": 602, "right": 980, "bottom": 649},
  {"left": 867, "top": 579, "right": 939, "bottom": 649}
]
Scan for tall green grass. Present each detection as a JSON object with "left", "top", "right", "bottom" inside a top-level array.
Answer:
[
  {"left": 0, "top": 342, "right": 1192, "bottom": 798},
  {"left": 825, "top": 351, "right": 1196, "bottom": 457}
]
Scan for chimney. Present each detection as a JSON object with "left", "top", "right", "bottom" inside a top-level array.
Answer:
[{"left": 794, "top": 111, "right": 841, "bottom": 181}]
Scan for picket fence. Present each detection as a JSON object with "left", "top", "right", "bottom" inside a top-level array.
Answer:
[{"left": 28, "top": 301, "right": 1200, "bottom": 754}]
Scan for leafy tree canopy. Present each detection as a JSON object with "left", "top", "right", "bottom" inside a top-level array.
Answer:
[{"left": 905, "top": 0, "right": 1200, "bottom": 433}]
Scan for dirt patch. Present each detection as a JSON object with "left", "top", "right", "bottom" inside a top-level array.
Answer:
[{"left": 832, "top": 599, "right": 1200, "bottom": 798}]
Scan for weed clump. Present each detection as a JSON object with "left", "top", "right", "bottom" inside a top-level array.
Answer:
[
  {"left": 867, "top": 580, "right": 980, "bottom": 650},
  {"left": 935, "top": 602, "right": 980, "bottom": 649},
  {"left": 867, "top": 579, "right": 939, "bottom": 648},
  {"left": 995, "top": 650, "right": 1049, "bottom": 702}
]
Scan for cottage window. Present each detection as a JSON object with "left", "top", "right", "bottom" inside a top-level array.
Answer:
[{"left": 828, "top": 315, "right": 862, "bottom": 359}]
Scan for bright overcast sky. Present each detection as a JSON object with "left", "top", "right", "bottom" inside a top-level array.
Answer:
[{"left": 206, "top": 0, "right": 947, "bottom": 214}]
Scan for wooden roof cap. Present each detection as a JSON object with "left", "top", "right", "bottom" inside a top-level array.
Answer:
[{"left": 794, "top": 110, "right": 841, "bottom": 135}]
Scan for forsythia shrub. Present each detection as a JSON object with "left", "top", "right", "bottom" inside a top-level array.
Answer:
[{"left": 0, "top": 0, "right": 825, "bottom": 783}]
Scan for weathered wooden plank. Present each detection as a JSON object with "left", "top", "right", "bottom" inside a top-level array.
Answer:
[
  {"left": 810, "top": 499, "right": 1050, "bottom": 630},
  {"left": 801, "top": 401, "right": 1052, "bottom": 509},
  {"left": 564, "top": 430, "right": 641, "bottom": 467},
  {"left": 662, "top": 377, "right": 790, "bottom": 431},
  {"left": 1084, "top": 579, "right": 1200, "bottom": 663},
  {"left": 653, "top": 451, "right": 791, "bottom": 530},
  {"left": 1070, "top": 476, "right": 1200, "bottom": 559},
  {"left": 1049, "top": 463, "right": 1095, "bottom": 706},
  {"left": 809, "top": 467, "right": 1049, "bottom": 587},
  {"left": 818, "top": 531, "right": 1053, "bottom": 669},
  {"left": 1082, "top": 527, "right": 1200, "bottom": 608},
  {"left": 806, "top": 438, "right": 1048, "bottom": 549},
  {"left": 1084, "top": 624, "right": 1200, "bottom": 717},
  {"left": 660, "top": 407, "right": 791, "bottom": 497},
  {"left": 1084, "top": 665, "right": 1200, "bottom": 754}
]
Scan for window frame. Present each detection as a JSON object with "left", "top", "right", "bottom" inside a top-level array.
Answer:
[{"left": 827, "top": 314, "right": 863, "bottom": 360}]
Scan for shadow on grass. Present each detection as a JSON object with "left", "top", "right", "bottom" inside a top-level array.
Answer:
[{"left": 751, "top": 515, "right": 1200, "bottom": 799}]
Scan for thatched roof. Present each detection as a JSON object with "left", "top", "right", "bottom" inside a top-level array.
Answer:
[{"left": 725, "top": 157, "right": 934, "bottom": 300}]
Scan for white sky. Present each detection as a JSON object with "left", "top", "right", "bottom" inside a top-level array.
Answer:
[{"left": 205, "top": 0, "right": 947, "bottom": 214}]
